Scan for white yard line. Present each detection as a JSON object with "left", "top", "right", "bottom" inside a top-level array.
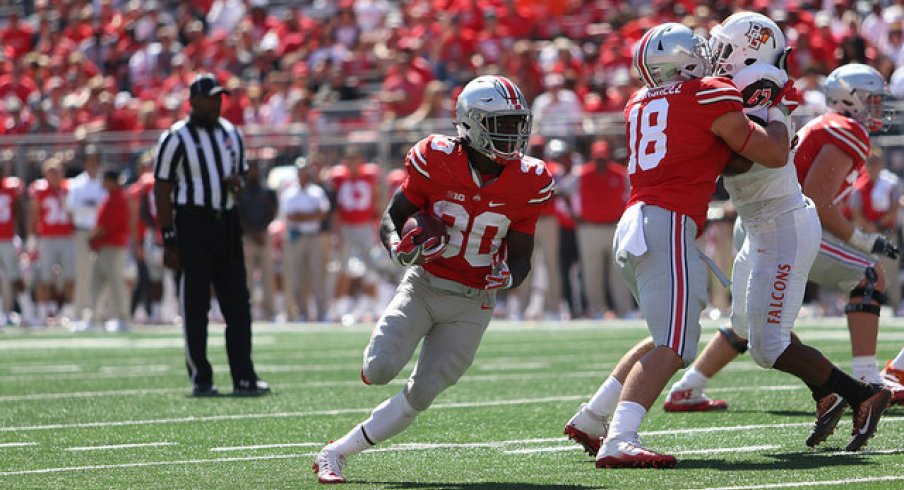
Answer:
[
  {"left": 0, "top": 442, "right": 36, "bottom": 448},
  {"left": 689, "top": 475, "right": 904, "bottom": 490},
  {"left": 65, "top": 442, "right": 177, "bottom": 452},
  {"left": 0, "top": 452, "right": 317, "bottom": 476},
  {"left": 210, "top": 443, "right": 320, "bottom": 452}
]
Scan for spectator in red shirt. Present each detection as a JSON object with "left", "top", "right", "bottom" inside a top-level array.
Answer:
[
  {"left": 0, "top": 12, "right": 34, "bottom": 60},
  {"left": 564, "top": 140, "right": 634, "bottom": 319},
  {"left": 84, "top": 169, "right": 131, "bottom": 332}
]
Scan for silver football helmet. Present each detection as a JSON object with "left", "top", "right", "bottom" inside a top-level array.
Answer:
[
  {"left": 825, "top": 63, "right": 893, "bottom": 132},
  {"left": 455, "top": 75, "right": 532, "bottom": 164},
  {"left": 633, "top": 23, "right": 711, "bottom": 88},
  {"left": 711, "top": 11, "right": 786, "bottom": 77}
]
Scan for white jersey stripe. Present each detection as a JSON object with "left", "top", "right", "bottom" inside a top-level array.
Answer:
[
  {"left": 698, "top": 95, "right": 743, "bottom": 105},
  {"left": 825, "top": 124, "right": 868, "bottom": 161},
  {"left": 409, "top": 147, "right": 431, "bottom": 179},
  {"left": 527, "top": 193, "right": 553, "bottom": 205},
  {"left": 697, "top": 87, "right": 740, "bottom": 96}
]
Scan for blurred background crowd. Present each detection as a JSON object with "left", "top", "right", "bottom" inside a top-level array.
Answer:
[{"left": 2, "top": 0, "right": 904, "bottom": 329}]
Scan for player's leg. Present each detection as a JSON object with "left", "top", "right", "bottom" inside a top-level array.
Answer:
[
  {"left": 316, "top": 271, "right": 489, "bottom": 483},
  {"left": 665, "top": 233, "right": 753, "bottom": 412},
  {"left": 598, "top": 208, "right": 706, "bottom": 469},
  {"left": 810, "top": 242, "right": 903, "bottom": 401},
  {"left": 565, "top": 337, "right": 654, "bottom": 456}
]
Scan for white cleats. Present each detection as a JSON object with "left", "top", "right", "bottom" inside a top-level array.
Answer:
[{"left": 313, "top": 446, "right": 346, "bottom": 484}]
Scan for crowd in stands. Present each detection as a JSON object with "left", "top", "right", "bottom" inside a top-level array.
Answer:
[
  {"left": 3, "top": 0, "right": 904, "bottom": 327},
  {"left": 0, "top": 0, "right": 903, "bottom": 137}
]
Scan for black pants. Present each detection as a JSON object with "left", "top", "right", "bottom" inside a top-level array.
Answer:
[{"left": 176, "top": 207, "right": 257, "bottom": 388}]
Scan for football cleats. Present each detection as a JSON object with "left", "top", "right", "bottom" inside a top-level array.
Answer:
[
  {"left": 711, "top": 11, "right": 786, "bottom": 78},
  {"left": 825, "top": 63, "right": 894, "bottom": 133},
  {"left": 455, "top": 75, "right": 532, "bottom": 165},
  {"left": 633, "top": 23, "right": 711, "bottom": 88}
]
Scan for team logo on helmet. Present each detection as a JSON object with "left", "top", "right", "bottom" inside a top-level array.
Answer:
[
  {"left": 745, "top": 23, "right": 775, "bottom": 50},
  {"left": 492, "top": 77, "right": 524, "bottom": 110}
]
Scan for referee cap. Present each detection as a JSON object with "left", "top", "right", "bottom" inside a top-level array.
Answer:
[{"left": 190, "top": 73, "right": 231, "bottom": 97}]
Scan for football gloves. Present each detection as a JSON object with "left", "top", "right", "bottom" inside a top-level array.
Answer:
[
  {"left": 485, "top": 251, "right": 513, "bottom": 290},
  {"left": 849, "top": 229, "right": 900, "bottom": 260},
  {"left": 390, "top": 226, "right": 447, "bottom": 267},
  {"left": 733, "top": 63, "right": 788, "bottom": 109}
]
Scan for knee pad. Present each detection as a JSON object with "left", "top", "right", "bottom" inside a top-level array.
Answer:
[
  {"left": 749, "top": 348, "right": 776, "bottom": 369},
  {"left": 845, "top": 267, "right": 885, "bottom": 316},
  {"left": 719, "top": 326, "right": 749, "bottom": 354}
]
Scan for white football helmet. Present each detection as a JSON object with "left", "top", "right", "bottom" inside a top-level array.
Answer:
[
  {"left": 711, "top": 11, "right": 786, "bottom": 77},
  {"left": 455, "top": 75, "right": 532, "bottom": 164},
  {"left": 633, "top": 23, "right": 711, "bottom": 88},
  {"left": 825, "top": 63, "right": 893, "bottom": 132}
]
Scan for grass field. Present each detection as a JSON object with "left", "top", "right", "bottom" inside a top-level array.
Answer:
[{"left": 1, "top": 319, "right": 903, "bottom": 489}]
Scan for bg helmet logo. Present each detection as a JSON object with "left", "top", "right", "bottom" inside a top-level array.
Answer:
[{"left": 745, "top": 23, "right": 775, "bottom": 50}]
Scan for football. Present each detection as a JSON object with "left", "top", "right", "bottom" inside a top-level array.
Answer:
[
  {"left": 722, "top": 152, "right": 754, "bottom": 176},
  {"left": 402, "top": 211, "right": 448, "bottom": 246}
]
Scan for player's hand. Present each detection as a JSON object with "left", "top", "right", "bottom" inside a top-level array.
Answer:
[
  {"left": 775, "top": 47, "right": 792, "bottom": 72},
  {"left": 391, "top": 227, "right": 443, "bottom": 267},
  {"left": 162, "top": 245, "right": 181, "bottom": 271},
  {"left": 771, "top": 80, "right": 802, "bottom": 114},
  {"left": 871, "top": 235, "right": 900, "bottom": 260},
  {"left": 733, "top": 63, "right": 788, "bottom": 108},
  {"left": 485, "top": 252, "right": 513, "bottom": 290}
]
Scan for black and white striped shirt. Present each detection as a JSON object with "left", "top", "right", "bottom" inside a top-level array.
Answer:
[{"left": 154, "top": 117, "right": 246, "bottom": 211}]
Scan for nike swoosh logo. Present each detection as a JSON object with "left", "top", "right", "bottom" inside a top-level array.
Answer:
[
  {"left": 859, "top": 407, "right": 872, "bottom": 435},
  {"left": 488, "top": 202, "right": 505, "bottom": 207}
]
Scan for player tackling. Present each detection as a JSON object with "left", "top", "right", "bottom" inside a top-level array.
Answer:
[
  {"left": 566, "top": 22, "right": 793, "bottom": 469},
  {"left": 313, "top": 75, "right": 555, "bottom": 484}
]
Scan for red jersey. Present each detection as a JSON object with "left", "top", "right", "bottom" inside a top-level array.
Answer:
[
  {"left": 794, "top": 113, "right": 870, "bottom": 201},
  {"left": 575, "top": 162, "right": 628, "bottom": 224},
  {"left": 401, "top": 135, "right": 555, "bottom": 289},
  {"left": 0, "top": 176, "right": 22, "bottom": 240},
  {"left": 331, "top": 162, "right": 381, "bottom": 225},
  {"left": 93, "top": 188, "right": 129, "bottom": 249},
  {"left": 624, "top": 77, "right": 742, "bottom": 231},
  {"left": 127, "top": 173, "right": 158, "bottom": 243},
  {"left": 28, "top": 179, "right": 73, "bottom": 237}
]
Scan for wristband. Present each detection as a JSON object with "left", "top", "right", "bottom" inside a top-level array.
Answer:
[
  {"left": 848, "top": 229, "right": 875, "bottom": 254},
  {"left": 162, "top": 227, "right": 177, "bottom": 247}
]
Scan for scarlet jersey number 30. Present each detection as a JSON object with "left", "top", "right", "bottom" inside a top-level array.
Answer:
[
  {"left": 627, "top": 98, "right": 669, "bottom": 175},
  {"left": 432, "top": 200, "right": 510, "bottom": 267}
]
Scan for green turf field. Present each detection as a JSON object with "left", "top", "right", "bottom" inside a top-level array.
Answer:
[{"left": 1, "top": 319, "right": 903, "bottom": 489}]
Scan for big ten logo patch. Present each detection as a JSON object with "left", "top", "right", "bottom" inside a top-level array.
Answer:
[{"left": 745, "top": 23, "right": 775, "bottom": 51}]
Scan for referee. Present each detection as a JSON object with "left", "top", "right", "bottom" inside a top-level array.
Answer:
[{"left": 154, "top": 73, "right": 270, "bottom": 397}]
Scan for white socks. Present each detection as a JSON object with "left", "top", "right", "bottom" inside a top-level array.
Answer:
[
  {"left": 362, "top": 391, "right": 421, "bottom": 443},
  {"left": 586, "top": 376, "right": 623, "bottom": 418},
  {"left": 328, "top": 424, "right": 372, "bottom": 457},
  {"left": 852, "top": 356, "right": 881, "bottom": 384},
  {"left": 329, "top": 391, "right": 423, "bottom": 457},
  {"left": 891, "top": 349, "right": 904, "bottom": 371},
  {"left": 606, "top": 401, "right": 647, "bottom": 443},
  {"left": 676, "top": 366, "right": 709, "bottom": 391}
]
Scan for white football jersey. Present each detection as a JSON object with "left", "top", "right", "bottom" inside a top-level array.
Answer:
[{"left": 723, "top": 109, "right": 804, "bottom": 218}]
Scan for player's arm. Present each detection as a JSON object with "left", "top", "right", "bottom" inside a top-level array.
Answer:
[
  {"left": 505, "top": 230, "right": 534, "bottom": 289},
  {"left": 379, "top": 186, "right": 419, "bottom": 253},
  {"left": 711, "top": 109, "right": 789, "bottom": 167},
  {"left": 803, "top": 144, "right": 855, "bottom": 240}
]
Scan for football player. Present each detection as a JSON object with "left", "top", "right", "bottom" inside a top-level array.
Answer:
[
  {"left": 28, "top": 157, "right": 75, "bottom": 324},
  {"left": 567, "top": 22, "right": 792, "bottom": 469},
  {"left": 313, "top": 75, "right": 555, "bottom": 484},
  {"left": 663, "top": 13, "right": 892, "bottom": 452},
  {"left": 665, "top": 8, "right": 902, "bottom": 407},
  {"left": 665, "top": 62, "right": 902, "bottom": 436}
]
